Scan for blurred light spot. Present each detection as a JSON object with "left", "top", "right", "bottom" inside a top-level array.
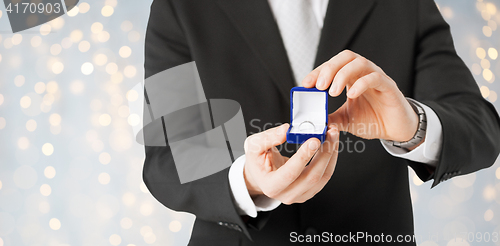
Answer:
[
  {"left": 52, "top": 62, "right": 64, "bottom": 74},
  {"left": 440, "top": 7, "right": 453, "bottom": 19},
  {"left": 496, "top": 167, "right": 500, "bottom": 179},
  {"left": 90, "top": 99, "right": 102, "bottom": 111},
  {"left": 40, "top": 24, "right": 52, "bottom": 35},
  {"left": 488, "top": 48, "right": 498, "bottom": 60},
  {"left": 14, "top": 165, "right": 38, "bottom": 189},
  {"left": 79, "top": 2, "right": 90, "bottom": 13},
  {"left": 124, "top": 65, "right": 137, "bottom": 78},
  {"left": 67, "top": 6, "right": 79, "bottom": 16},
  {"left": 48, "top": 17, "right": 64, "bottom": 30},
  {"left": 471, "top": 63, "right": 481, "bottom": 75},
  {"left": 70, "top": 30, "right": 83, "bottom": 43},
  {"left": 18, "top": 137, "right": 30, "bottom": 149},
  {"left": 49, "top": 218, "right": 61, "bottom": 230},
  {"left": 119, "top": 46, "right": 132, "bottom": 58},
  {"left": 31, "top": 36, "right": 42, "bottom": 47},
  {"left": 122, "top": 192, "right": 136, "bottom": 206},
  {"left": 20, "top": 96, "right": 31, "bottom": 108},
  {"left": 489, "top": 20, "right": 498, "bottom": 31},
  {"left": 144, "top": 232, "right": 156, "bottom": 244},
  {"left": 412, "top": 174, "right": 423, "bottom": 186},
  {"left": 128, "top": 31, "right": 141, "bottom": 42},
  {"left": 120, "top": 217, "right": 133, "bottom": 229},
  {"left": 93, "top": 54, "right": 108, "bottom": 66},
  {"left": 44, "top": 166, "right": 56, "bottom": 179},
  {"left": 109, "top": 234, "right": 121, "bottom": 246},
  {"left": 169, "top": 220, "right": 182, "bottom": 232},
  {"left": 98, "top": 173, "right": 111, "bottom": 185},
  {"left": 140, "top": 182, "right": 149, "bottom": 193},
  {"left": 483, "top": 185, "right": 496, "bottom": 201},
  {"left": 0, "top": 54, "right": 2, "bottom": 63},
  {"left": 480, "top": 86, "right": 490, "bottom": 98},
  {"left": 15, "top": 75, "right": 25, "bottom": 87},
  {"left": 483, "top": 69, "right": 493, "bottom": 82},
  {"left": 483, "top": 26, "right": 492, "bottom": 37},
  {"left": 91, "top": 22, "right": 103, "bottom": 34},
  {"left": 477, "top": 47, "right": 486, "bottom": 59},
  {"left": 50, "top": 44, "right": 62, "bottom": 55},
  {"left": 128, "top": 114, "right": 140, "bottom": 126},
  {"left": 489, "top": 91, "right": 497, "bottom": 102},
  {"left": 106, "top": 63, "right": 118, "bottom": 74},
  {"left": 50, "top": 125, "right": 61, "bottom": 135},
  {"left": 61, "top": 37, "right": 72, "bottom": 49},
  {"left": 109, "top": 129, "right": 132, "bottom": 151},
  {"left": 39, "top": 201, "right": 50, "bottom": 214},
  {"left": 34, "top": 82, "right": 46, "bottom": 94},
  {"left": 97, "top": 31, "right": 110, "bottom": 42},
  {"left": 121, "top": 20, "right": 133, "bottom": 32},
  {"left": 46, "top": 81, "right": 58, "bottom": 94},
  {"left": 126, "top": 90, "right": 139, "bottom": 102},
  {"left": 484, "top": 209, "right": 494, "bottom": 221},
  {"left": 40, "top": 184, "right": 51, "bottom": 196},
  {"left": 99, "top": 114, "right": 112, "bottom": 126},
  {"left": 102, "top": 6, "right": 114, "bottom": 17},
  {"left": 42, "top": 143, "right": 54, "bottom": 156},
  {"left": 140, "top": 203, "right": 153, "bottom": 216},
  {"left": 111, "top": 72, "right": 124, "bottom": 84},
  {"left": 26, "top": 119, "right": 37, "bottom": 132},
  {"left": 118, "top": 105, "right": 130, "bottom": 118},
  {"left": 3, "top": 38, "right": 13, "bottom": 49},
  {"left": 43, "top": 94, "right": 55, "bottom": 105},
  {"left": 480, "top": 59, "right": 490, "bottom": 69},
  {"left": 0, "top": 117, "right": 6, "bottom": 129},
  {"left": 81, "top": 62, "right": 94, "bottom": 75},
  {"left": 99, "top": 152, "right": 111, "bottom": 165},
  {"left": 140, "top": 226, "right": 153, "bottom": 236},
  {"left": 70, "top": 80, "right": 85, "bottom": 94},
  {"left": 487, "top": 2, "right": 497, "bottom": 15},
  {"left": 452, "top": 173, "right": 476, "bottom": 188},
  {"left": 0, "top": 94, "right": 3, "bottom": 106},
  {"left": 78, "top": 40, "right": 90, "bottom": 52},
  {"left": 105, "top": 0, "right": 117, "bottom": 7},
  {"left": 0, "top": 237, "right": 3, "bottom": 246},
  {"left": 12, "top": 34, "right": 22, "bottom": 45},
  {"left": 482, "top": 10, "right": 491, "bottom": 21},
  {"left": 0, "top": 180, "right": 2, "bottom": 190},
  {"left": 49, "top": 113, "right": 61, "bottom": 126}
]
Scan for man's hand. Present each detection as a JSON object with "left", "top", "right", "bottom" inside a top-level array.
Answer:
[
  {"left": 302, "top": 50, "right": 419, "bottom": 142},
  {"left": 243, "top": 124, "right": 339, "bottom": 205}
]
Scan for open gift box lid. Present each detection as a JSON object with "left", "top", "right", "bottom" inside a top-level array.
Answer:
[{"left": 286, "top": 87, "right": 328, "bottom": 144}]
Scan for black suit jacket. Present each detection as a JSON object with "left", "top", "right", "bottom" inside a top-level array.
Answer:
[{"left": 142, "top": 0, "right": 500, "bottom": 245}]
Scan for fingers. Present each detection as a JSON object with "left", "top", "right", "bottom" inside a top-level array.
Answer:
[
  {"left": 244, "top": 124, "right": 289, "bottom": 154},
  {"left": 277, "top": 127, "right": 339, "bottom": 204},
  {"left": 301, "top": 50, "right": 359, "bottom": 90},
  {"left": 346, "top": 72, "right": 394, "bottom": 99},
  {"left": 329, "top": 56, "right": 378, "bottom": 97},
  {"left": 266, "top": 138, "right": 320, "bottom": 196}
]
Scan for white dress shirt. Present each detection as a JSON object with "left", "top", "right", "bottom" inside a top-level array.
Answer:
[{"left": 228, "top": 0, "right": 444, "bottom": 218}]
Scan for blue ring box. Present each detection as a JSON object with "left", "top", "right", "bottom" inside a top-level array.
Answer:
[{"left": 286, "top": 87, "right": 328, "bottom": 144}]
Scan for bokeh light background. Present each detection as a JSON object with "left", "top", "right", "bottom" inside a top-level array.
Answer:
[{"left": 0, "top": 0, "right": 499, "bottom": 245}]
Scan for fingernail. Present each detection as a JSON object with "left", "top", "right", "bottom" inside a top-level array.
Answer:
[
  {"left": 308, "top": 140, "right": 320, "bottom": 150},
  {"left": 330, "top": 83, "right": 338, "bottom": 95},
  {"left": 347, "top": 88, "right": 356, "bottom": 97},
  {"left": 317, "top": 77, "right": 325, "bottom": 88},
  {"left": 302, "top": 76, "right": 311, "bottom": 86}
]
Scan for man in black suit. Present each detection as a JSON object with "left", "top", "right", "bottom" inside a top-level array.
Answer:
[{"left": 143, "top": 0, "right": 500, "bottom": 245}]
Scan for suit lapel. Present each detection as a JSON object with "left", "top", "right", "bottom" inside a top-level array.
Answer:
[
  {"left": 315, "top": 0, "right": 377, "bottom": 113},
  {"left": 216, "top": 0, "right": 295, "bottom": 101}
]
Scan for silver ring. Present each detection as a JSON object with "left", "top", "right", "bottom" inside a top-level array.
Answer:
[{"left": 298, "top": 121, "right": 315, "bottom": 132}]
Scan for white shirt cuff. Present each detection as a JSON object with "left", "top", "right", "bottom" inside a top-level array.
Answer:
[
  {"left": 228, "top": 155, "right": 281, "bottom": 218},
  {"left": 381, "top": 99, "right": 443, "bottom": 166}
]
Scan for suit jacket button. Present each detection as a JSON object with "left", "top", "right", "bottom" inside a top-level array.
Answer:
[{"left": 305, "top": 227, "right": 317, "bottom": 235}]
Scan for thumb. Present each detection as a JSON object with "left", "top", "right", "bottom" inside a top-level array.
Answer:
[{"left": 245, "top": 123, "right": 289, "bottom": 154}]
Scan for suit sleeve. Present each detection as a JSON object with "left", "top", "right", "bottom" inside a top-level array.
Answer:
[
  {"left": 409, "top": 0, "right": 500, "bottom": 187},
  {"left": 142, "top": 0, "right": 253, "bottom": 239}
]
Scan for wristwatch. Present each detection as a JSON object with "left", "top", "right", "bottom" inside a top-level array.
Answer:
[{"left": 381, "top": 99, "right": 427, "bottom": 149}]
